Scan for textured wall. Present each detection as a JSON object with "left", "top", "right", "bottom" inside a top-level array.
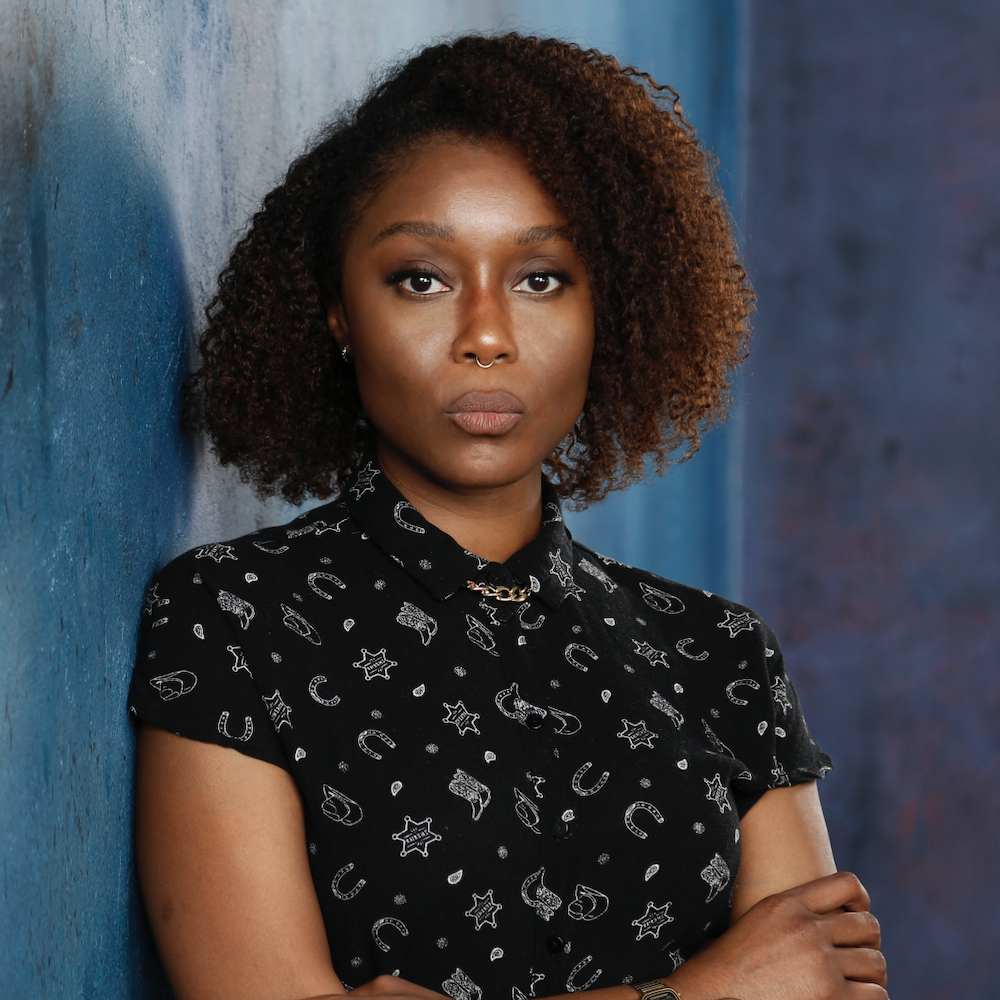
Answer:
[
  {"left": 0, "top": 2, "right": 743, "bottom": 996},
  {"left": 744, "top": 3, "right": 1000, "bottom": 997},
  {"left": 0, "top": 7, "right": 191, "bottom": 995}
]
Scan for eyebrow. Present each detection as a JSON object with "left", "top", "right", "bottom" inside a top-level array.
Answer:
[
  {"left": 371, "top": 221, "right": 454, "bottom": 245},
  {"left": 370, "top": 221, "right": 573, "bottom": 247},
  {"left": 514, "top": 225, "right": 573, "bottom": 246}
]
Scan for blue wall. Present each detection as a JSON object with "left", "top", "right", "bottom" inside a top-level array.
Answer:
[
  {"left": 563, "top": 1, "right": 748, "bottom": 599},
  {"left": 0, "top": 3, "right": 742, "bottom": 996},
  {"left": 743, "top": 3, "right": 1000, "bottom": 997},
  {"left": 0, "top": 11, "right": 190, "bottom": 996}
]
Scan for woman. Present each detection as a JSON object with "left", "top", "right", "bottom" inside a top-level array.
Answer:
[{"left": 130, "top": 33, "right": 887, "bottom": 1000}]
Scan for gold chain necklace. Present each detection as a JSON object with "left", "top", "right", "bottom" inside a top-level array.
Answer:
[{"left": 466, "top": 580, "right": 532, "bottom": 603}]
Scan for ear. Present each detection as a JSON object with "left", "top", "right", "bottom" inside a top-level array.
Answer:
[{"left": 326, "top": 302, "right": 351, "bottom": 353}]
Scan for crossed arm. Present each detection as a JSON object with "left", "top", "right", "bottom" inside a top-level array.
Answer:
[{"left": 135, "top": 725, "right": 886, "bottom": 1000}]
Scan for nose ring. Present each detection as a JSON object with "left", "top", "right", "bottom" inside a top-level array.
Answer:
[{"left": 475, "top": 356, "right": 496, "bottom": 369}]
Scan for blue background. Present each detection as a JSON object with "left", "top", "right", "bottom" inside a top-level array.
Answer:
[{"left": 2, "top": 2, "right": 997, "bottom": 997}]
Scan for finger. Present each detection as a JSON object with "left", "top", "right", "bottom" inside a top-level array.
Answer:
[
  {"left": 838, "top": 947, "right": 889, "bottom": 988},
  {"left": 844, "top": 982, "right": 889, "bottom": 999},
  {"left": 819, "top": 908, "right": 882, "bottom": 948},
  {"left": 781, "top": 870, "right": 872, "bottom": 914}
]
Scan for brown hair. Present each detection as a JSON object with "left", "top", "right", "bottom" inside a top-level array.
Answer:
[{"left": 189, "top": 32, "right": 753, "bottom": 507}]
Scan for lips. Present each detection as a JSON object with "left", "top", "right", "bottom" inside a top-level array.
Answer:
[{"left": 447, "top": 390, "right": 524, "bottom": 436}]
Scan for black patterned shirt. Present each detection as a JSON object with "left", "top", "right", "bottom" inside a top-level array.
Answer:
[{"left": 128, "top": 457, "right": 832, "bottom": 1000}]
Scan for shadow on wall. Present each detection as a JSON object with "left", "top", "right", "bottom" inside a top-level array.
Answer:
[{"left": 0, "top": 26, "right": 187, "bottom": 1000}]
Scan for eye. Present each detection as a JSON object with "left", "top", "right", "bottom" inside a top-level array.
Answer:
[
  {"left": 390, "top": 270, "right": 448, "bottom": 295},
  {"left": 514, "top": 271, "right": 569, "bottom": 294}
]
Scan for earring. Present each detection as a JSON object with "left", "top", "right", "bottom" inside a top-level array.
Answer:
[{"left": 341, "top": 346, "right": 353, "bottom": 364}]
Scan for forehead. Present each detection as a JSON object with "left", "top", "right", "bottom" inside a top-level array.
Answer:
[{"left": 350, "top": 137, "right": 567, "bottom": 241}]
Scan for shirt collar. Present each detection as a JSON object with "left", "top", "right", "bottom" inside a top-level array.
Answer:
[{"left": 342, "top": 454, "right": 577, "bottom": 610}]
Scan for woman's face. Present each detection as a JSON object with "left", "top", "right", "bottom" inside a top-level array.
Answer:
[{"left": 330, "top": 137, "right": 594, "bottom": 495}]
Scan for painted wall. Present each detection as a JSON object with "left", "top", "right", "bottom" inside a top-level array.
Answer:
[
  {"left": 0, "top": 2, "right": 743, "bottom": 996},
  {"left": 743, "top": 3, "right": 1000, "bottom": 997}
]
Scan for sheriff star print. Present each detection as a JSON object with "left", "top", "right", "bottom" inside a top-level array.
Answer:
[
  {"left": 465, "top": 890, "right": 503, "bottom": 930},
  {"left": 353, "top": 647, "right": 397, "bottom": 681},
  {"left": 716, "top": 609, "right": 760, "bottom": 638},
  {"left": 194, "top": 542, "right": 238, "bottom": 563},
  {"left": 143, "top": 583, "right": 170, "bottom": 616},
  {"left": 351, "top": 461, "right": 380, "bottom": 499},
  {"left": 632, "top": 638, "right": 670, "bottom": 667},
  {"left": 262, "top": 689, "right": 292, "bottom": 731},
  {"left": 703, "top": 773, "right": 732, "bottom": 813},
  {"left": 617, "top": 718, "right": 659, "bottom": 750},
  {"left": 771, "top": 675, "right": 793, "bottom": 713},
  {"left": 548, "top": 549, "right": 586, "bottom": 600},
  {"left": 392, "top": 815, "right": 443, "bottom": 858},
  {"left": 631, "top": 900, "right": 674, "bottom": 941},
  {"left": 443, "top": 700, "right": 481, "bottom": 736}
]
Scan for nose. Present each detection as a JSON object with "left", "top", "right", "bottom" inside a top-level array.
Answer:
[{"left": 452, "top": 282, "right": 519, "bottom": 367}]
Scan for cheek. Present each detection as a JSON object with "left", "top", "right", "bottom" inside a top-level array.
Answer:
[
  {"left": 346, "top": 294, "right": 445, "bottom": 404},
  {"left": 533, "top": 310, "right": 594, "bottom": 409}
]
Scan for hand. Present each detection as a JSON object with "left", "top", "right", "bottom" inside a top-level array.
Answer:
[
  {"left": 350, "top": 974, "right": 452, "bottom": 1000},
  {"left": 666, "top": 871, "right": 887, "bottom": 1000}
]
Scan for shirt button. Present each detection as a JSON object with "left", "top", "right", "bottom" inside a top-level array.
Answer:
[
  {"left": 524, "top": 712, "right": 545, "bottom": 730},
  {"left": 546, "top": 933, "right": 566, "bottom": 954},
  {"left": 487, "top": 565, "right": 511, "bottom": 587},
  {"left": 550, "top": 819, "right": 572, "bottom": 838}
]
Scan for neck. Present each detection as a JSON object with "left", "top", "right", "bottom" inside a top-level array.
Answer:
[{"left": 375, "top": 447, "right": 544, "bottom": 564}]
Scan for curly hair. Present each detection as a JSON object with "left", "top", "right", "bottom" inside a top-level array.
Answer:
[{"left": 189, "top": 32, "right": 753, "bottom": 507}]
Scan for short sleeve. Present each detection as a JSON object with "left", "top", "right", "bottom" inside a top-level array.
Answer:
[
  {"left": 128, "top": 553, "right": 290, "bottom": 771},
  {"left": 712, "top": 611, "right": 833, "bottom": 801}
]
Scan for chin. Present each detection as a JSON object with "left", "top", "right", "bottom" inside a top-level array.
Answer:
[{"left": 425, "top": 437, "right": 548, "bottom": 491}]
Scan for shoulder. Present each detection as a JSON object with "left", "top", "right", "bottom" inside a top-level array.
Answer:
[
  {"left": 571, "top": 540, "right": 778, "bottom": 654},
  {"left": 153, "top": 499, "right": 358, "bottom": 588}
]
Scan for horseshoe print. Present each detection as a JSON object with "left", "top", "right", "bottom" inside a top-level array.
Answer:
[
  {"left": 571, "top": 761, "right": 610, "bottom": 797},
  {"left": 676, "top": 637, "right": 709, "bottom": 661},
  {"left": 308, "top": 675, "right": 340, "bottom": 707},
  {"left": 517, "top": 602, "right": 546, "bottom": 630},
  {"left": 564, "top": 643, "right": 598, "bottom": 672},
  {"left": 726, "top": 677, "right": 761, "bottom": 706},
  {"left": 252, "top": 540, "right": 289, "bottom": 555},
  {"left": 307, "top": 571, "right": 346, "bottom": 599},
  {"left": 331, "top": 862, "right": 366, "bottom": 900},
  {"left": 624, "top": 800, "right": 665, "bottom": 839},
  {"left": 372, "top": 916, "right": 409, "bottom": 951},
  {"left": 217, "top": 710, "right": 253, "bottom": 742},
  {"left": 565, "top": 955, "right": 602, "bottom": 992},
  {"left": 358, "top": 729, "right": 396, "bottom": 760},
  {"left": 393, "top": 501, "right": 426, "bottom": 534}
]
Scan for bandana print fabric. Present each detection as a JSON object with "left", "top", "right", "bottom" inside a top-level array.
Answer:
[{"left": 129, "top": 456, "right": 832, "bottom": 996}]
